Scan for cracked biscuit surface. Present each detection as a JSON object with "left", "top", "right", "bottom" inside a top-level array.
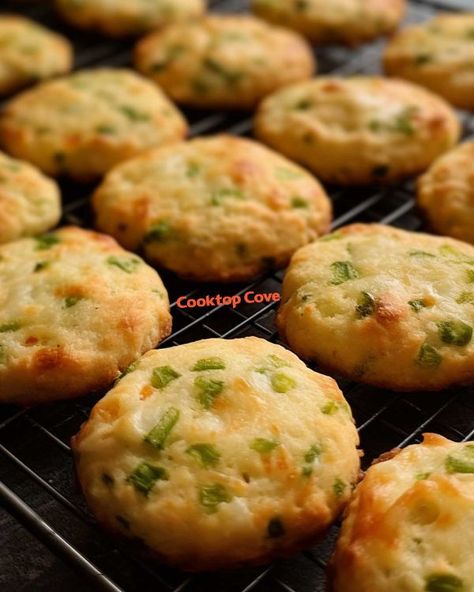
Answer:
[
  {"left": 93, "top": 135, "right": 332, "bottom": 282},
  {"left": 134, "top": 15, "right": 315, "bottom": 109},
  {"left": 277, "top": 224, "right": 474, "bottom": 391},
  {"left": 0, "top": 68, "right": 187, "bottom": 181},
  {"left": 330, "top": 434, "right": 474, "bottom": 592},
  {"left": 254, "top": 76, "right": 460, "bottom": 185},
  {"left": 73, "top": 337, "right": 360, "bottom": 571},
  {"left": 0, "top": 226, "right": 171, "bottom": 405}
]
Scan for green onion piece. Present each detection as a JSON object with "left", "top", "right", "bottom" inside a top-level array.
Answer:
[
  {"left": 192, "top": 357, "right": 226, "bottom": 371},
  {"left": 96, "top": 125, "right": 116, "bottom": 134},
  {"left": 445, "top": 444, "right": 474, "bottom": 474},
  {"left": 437, "top": 320, "right": 473, "bottom": 347},
  {"left": 144, "top": 222, "right": 171, "bottom": 244},
  {"left": 417, "top": 343, "right": 442, "bottom": 368},
  {"left": 35, "top": 233, "right": 59, "bottom": 250},
  {"left": 467, "top": 270, "right": 474, "bottom": 283},
  {"left": 0, "top": 322, "right": 21, "bottom": 333},
  {"left": 0, "top": 345, "right": 7, "bottom": 364},
  {"left": 194, "top": 376, "right": 224, "bottom": 409},
  {"left": 118, "top": 105, "right": 150, "bottom": 121},
  {"left": 106, "top": 256, "right": 140, "bottom": 273},
  {"left": 151, "top": 366, "right": 181, "bottom": 390},
  {"left": 304, "top": 444, "right": 322, "bottom": 464},
  {"left": 34, "top": 261, "right": 50, "bottom": 272},
  {"left": 64, "top": 296, "right": 82, "bottom": 308},
  {"left": 291, "top": 196, "right": 308, "bottom": 208},
  {"left": 127, "top": 462, "right": 169, "bottom": 496},
  {"left": 322, "top": 401, "right": 339, "bottom": 415},
  {"left": 275, "top": 167, "right": 303, "bottom": 180},
  {"left": 319, "top": 232, "right": 342, "bottom": 242},
  {"left": 186, "top": 443, "right": 220, "bottom": 467},
  {"left": 203, "top": 58, "right": 243, "bottom": 84},
  {"left": 409, "top": 299, "right": 427, "bottom": 312},
  {"left": 268, "top": 354, "right": 290, "bottom": 368},
  {"left": 114, "top": 360, "right": 139, "bottom": 385},
  {"left": 457, "top": 292, "right": 474, "bottom": 304},
  {"left": 271, "top": 372, "right": 296, "bottom": 393},
  {"left": 425, "top": 574, "right": 464, "bottom": 592},
  {"left": 267, "top": 517, "right": 285, "bottom": 538},
  {"left": 250, "top": 438, "right": 279, "bottom": 454},
  {"left": 144, "top": 407, "right": 180, "bottom": 449},
  {"left": 199, "top": 484, "right": 232, "bottom": 513},
  {"left": 415, "top": 54, "right": 432, "bottom": 65},
  {"left": 186, "top": 162, "right": 200, "bottom": 178},
  {"left": 333, "top": 478, "right": 346, "bottom": 498},
  {"left": 293, "top": 98, "right": 312, "bottom": 110},
  {"left": 409, "top": 250, "right": 436, "bottom": 258},
  {"left": 356, "top": 292, "right": 375, "bottom": 318},
  {"left": 330, "top": 261, "right": 359, "bottom": 285}
]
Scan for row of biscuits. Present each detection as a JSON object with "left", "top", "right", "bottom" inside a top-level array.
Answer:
[{"left": 0, "top": 1, "right": 473, "bottom": 590}]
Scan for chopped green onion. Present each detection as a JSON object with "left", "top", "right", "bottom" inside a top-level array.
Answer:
[
  {"left": 356, "top": 292, "right": 375, "bottom": 318},
  {"left": 35, "top": 233, "right": 59, "bottom": 250},
  {"left": 34, "top": 261, "right": 50, "bottom": 272},
  {"left": 144, "top": 221, "right": 171, "bottom": 244},
  {"left": 333, "top": 478, "right": 346, "bottom": 498},
  {"left": 417, "top": 343, "right": 442, "bottom": 368},
  {"left": 106, "top": 256, "right": 140, "bottom": 273},
  {"left": 425, "top": 574, "right": 464, "bottom": 592},
  {"left": 271, "top": 372, "right": 296, "bottom": 393},
  {"left": 304, "top": 444, "right": 322, "bottom": 464},
  {"left": 330, "top": 261, "right": 359, "bottom": 285},
  {"left": 194, "top": 376, "right": 224, "bottom": 409},
  {"left": 151, "top": 366, "right": 181, "bottom": 390},
  {"left": 144, "top": 407, "right": 180, "bottom": 449},
  {"left": 64, "top": 295, "right": 83, "bottom": 308},
  {"left": 192, "top": 357, "right": 226, "bottom": 371},
  {"left": 409, "top": 299, "right": 427, "bottom": 312},
  {"left": 186, "top": 443, "right": 220, "bottom": 467},
  {"left": 0, "top": 322, "right": 21, "bottom": 333},
  {"left": 321, "top": 401, "right": 339, "bottom": 415},
  {"left": 250, "top": 438, "right": 279, "bottom": 454},
  {"left": 291, "top": 196, "right": 308, "bottom": 208},
  {"left": 445, "top": 444, "right": 474, "bottom": 474},
  {"left": 127, "top": 462, "right": 169, "bottom": 496},
  {"left": 437, "top": 320, "right": 472, "bottom": 347},
  {"left": 118, "top": 105, "right": 150, "bottom": 121},
  {"left": 199, "top": 484, "right": 232, "bottom": 513}
]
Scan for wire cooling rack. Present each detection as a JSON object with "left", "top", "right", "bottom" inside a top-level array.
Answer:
[{"left": 1, "top": 0, "right": 474, "bottom": 591}]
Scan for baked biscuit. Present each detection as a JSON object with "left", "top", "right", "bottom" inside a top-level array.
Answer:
[
  {"left": 0, "top": 15, "right": 72, "bottom": 96},
  {"left": 384, "top": 13, "right": 474, "bottom": 110},
  {"left": 93, "top": 135, "right": 332, "bottom": 282},
  {"left": 73, "top": 337, "right": 360, "bottom": 571},
  {"left": 55, "top": 0, "right": 205, "bottom": 38},
  {"left": 254, "top": 77, "right": 460, "bottom": 185},
  {"left": 330, "top": 434, "right": 474, "bottom": 592},
  {"left": 0, "top": 151, "right": 61, "bottom": 245},
  {"left": 418, "top": 142, "right": 474, "bottom": 245},
  {"left": 134, "top": 15, "right": 315, "bottom": 109},
  {"left": 251, "top": 0, "right": 406, "bottom": 46},
  {"left": 0, "top": 227, "right": 171, "bottom": 405},
  {"left": 0, "top": 68, "right": 187, "bottom": 182},
  {"left": 277, "top": 224, "right": 474, "bottom": 391}
]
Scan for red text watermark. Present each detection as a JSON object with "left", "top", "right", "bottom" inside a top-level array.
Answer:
[{"left": 176, "top": 291, "right": 281, "bottom": 309}]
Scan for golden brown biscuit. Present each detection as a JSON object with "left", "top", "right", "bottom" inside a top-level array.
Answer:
[
  {"left": 254, "top": 76, "right": 461, "bottom": 185},
  {"left": 0, "top": 151, "right": 61, "bottom": 245},
  {"left": 277, "top": 223, "right": 474, "bottom": 391},
  {"left": 0, "top": 68, "right": 188, "bottom": 182},
  {"left": 330, "top": 434, "right": 474, "bottom": 592},
  {"left": 418, "top": 142, "right": 474, "bottom": 245},
  {"left": 55, "top": 0, "right": 206, "bottom": 37},
  {"left": 384, "top": 13, "right": 474, "bottom": 110},
  {"left": 93, "top": 135, "right": 332, "bottom": 282},
  {"left": 0, "top": 15, "right": 72, "bottom": 96},
  {"left": 252, "top": 0, "right": 406, "bottom": 46},
  {"left": 134, "top": 15, "right": 315, "bottom": 109},
  {"left": 0, "top": 227, "right": 171, "bottom": 405},
  {"left": 73, "top": 337, "right": 360, "bottom": 571}
]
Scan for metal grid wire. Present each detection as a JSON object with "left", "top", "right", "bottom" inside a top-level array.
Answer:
[{"left": 1, "top": 0, "right": 474, "bottom": 591}]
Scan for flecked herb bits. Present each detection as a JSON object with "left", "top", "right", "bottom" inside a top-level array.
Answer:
[
  {"left": 330, "top": 434, "right": 474, "bottom": 592},
  {"left": 255, "top": 76, "right": 459, "bottom": 185},
  {"left": 0, "top": 68, "right": 187, "bottom": 182},
  {"left": 73, "top": 337, "right": 360, "bottom": 571},
  {"left": 0, "top": 226, "right": 171, "bottom": 405},
  {"left": 278, "top": 223, "right": 474, "bottom": 391},
  {"left": 134, "top": 14, "right": 315, "bottom": 109},
  {"left": 93, "top": 135, "right": 332, "bottom": 282}
]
